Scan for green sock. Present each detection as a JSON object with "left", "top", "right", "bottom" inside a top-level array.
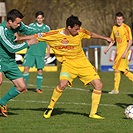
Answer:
[
  {"left": 0, "top": 86, "right": 20, "bottom": 106},
  {"left": 36, "top": 74, "right": 43, "bottom": 90},
  {"left": 23, "top": 73, "right": 29, "bottom": 86}
]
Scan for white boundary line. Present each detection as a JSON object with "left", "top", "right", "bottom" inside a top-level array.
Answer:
[
  {"left": 10, "top": 99, "right": 116, "bottom": 107},
  {"left": 2, "top": 80, "right": 133, "bottom": 94},
  {"left": 2, "top": 80, "right": 133, "bottom": 107},
  {"left": 3, "top": 80, "right": 89, "bottom": 92}
]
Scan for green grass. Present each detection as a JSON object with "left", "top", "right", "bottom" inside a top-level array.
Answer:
[{"left": 0, "top": 71, "right": 133, "bottom": 133}]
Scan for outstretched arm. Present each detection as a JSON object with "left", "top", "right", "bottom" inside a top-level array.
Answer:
[
  {"left": 14, "top": 34, "right": 36, "bottom": 41},
  {"left": 104, "top": 41, "right": 115, "bottom": 54},
  {"left": 91, "top": 32, "right": 113, "bottom": 42}
]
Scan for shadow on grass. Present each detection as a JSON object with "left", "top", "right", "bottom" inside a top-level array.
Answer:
[
  {"left": 7, "top": 107, "right": 89, "bottom": 117},
  {"left": 0, "top": 111, "right": 19, "bottom": 117},
  {"left": 26, "top": 88, "right": 36, "bottom": 92},
  {"left": 102, "top": 90, "right": 110, "bottom": 94},
  {"left": 115, "top": 103, "right": 130, "bottom": 109},
  {"left": 52, "top": 108, "right": 88, "bottom": 117},
  {"left": 128, "top": 93, "right": 133, "bottom": 98},
  {"left": 89, "top": 89, "right": 109, "bottom": 94}
]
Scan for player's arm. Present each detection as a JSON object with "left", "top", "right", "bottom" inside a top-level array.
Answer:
[
  {"left": 1, "top": 38, "right": 36, "bottom": 53},
  {"left": 104, "top": 41, "right": 115, "bottom": 54},
  {"left": 0, "top": 29, "right": 36, "bottom": 53},
  {"left": 46, "top": 45, "right": 50, "bottom": 58},
  {"left": 122, "top": 40, "right": 132, "bottom": 59},
  {"left": 15, "top": 34, "right": 36, "bottom": 41},
  {"left": 15, "top": 32, "right": 48, "bottom": 43},
  {"left": 19, "top": 22, "right": 41, "bottom": 35},
  {"left": 90, "top": 32, "right": 113, "bottom": 42},
  {"left": 122, "top": 26, "right": 133, "bottom": 59}
]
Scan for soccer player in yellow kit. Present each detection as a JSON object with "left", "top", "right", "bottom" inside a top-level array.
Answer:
[
  {"left": 104, "top": 12, "right": 133, "bottom": 94},
  {"left": 17, "top": 15, "right": 112, "bottom": 119}
]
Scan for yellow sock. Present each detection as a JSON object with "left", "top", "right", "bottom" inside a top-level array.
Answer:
[
  {"left": 124, "top": 70, "right": 133, "bottom": 81},
  {"left": 48, "top": 86, "right": 63, "bottom": 109},
  {"left": 90, "top": 89, "right": 102, "bottom": 115},
  {"left": 114, "top": 71, "right": 121, "bottom": 91}
]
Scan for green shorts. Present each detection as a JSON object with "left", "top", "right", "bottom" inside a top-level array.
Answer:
[
  {"left": 23, "top": 54, "right": 45, "bottom": 69},
  {"left": 1, "top": 61, "right": 22, "bottom": 80}
]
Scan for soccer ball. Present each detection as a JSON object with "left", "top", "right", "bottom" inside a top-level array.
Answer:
[{"left": 124, "top": 105, "right": 133, "bottom": 119}]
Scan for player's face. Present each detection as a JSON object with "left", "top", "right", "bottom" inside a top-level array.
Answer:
[
  {"left": 9, "top": 17, "right": 22, "bottom": 29},
  {"left": 116, "top": 16, "right": 124, "bottom": 26},
  {"left": 68, "top": 25, "right": 80, "bottom": 36},
  {"left": 8, "top": 18, "right": 22, "bottom": 29},
  {"left": 36, "top": 15, "right": 44, "bottom": 25}
]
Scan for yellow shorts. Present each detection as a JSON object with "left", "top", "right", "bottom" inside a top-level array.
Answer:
[
  {"left": 60, "top": 58, "right": 100, "bottom": 86},
  {"left": 113, "top": 53, "right": 129, "bottom": 71}
]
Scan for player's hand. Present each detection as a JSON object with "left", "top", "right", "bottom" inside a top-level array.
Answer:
[
  {"left": 104, "top": 49, "right": 108, "bottom": 54},
  {"left": 46, "top": 53, "right": 50, "bottom": 58},
  {"left": 14, "top": 33, "right": 19, "bottom": 42},
  {"left": 26, "top": 38, "right": 37, "bottom": 46},
  {"left": 121, "top": 53, "right": 126, "bottom": 59}
]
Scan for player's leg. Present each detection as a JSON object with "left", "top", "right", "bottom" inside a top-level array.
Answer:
[
  {"left": 44, "top": 79, "right": 68, "bottom": 118},
  {"left": 0, "top": 78, "right": 26, "bottom": 117},
  {"left": 78, "top": 58, "right": 104, "bottom": 119},
  {"left": 0, "top": 64, "right": 26, "bottom": 117},
  {"left": 43, "top": 62, "right": 76, "bottom": 118},
  {"left": 108, "top": 70, "right": 120, "bottom": 94},
  {"left": 122, "top": 52, "right": 133, "bottom": 81},
  {"left": 0, "top": 66, "right": 6, "bottom": 116},
  {"left": 36, "top": 69, "right": 43, "bottom": 93},
  {"left": 23, "top": 66, "right": 30, "bottom": 86},
  {"left": 89, "top": 79, "right": 104, "bottom": 119},
  {"left": 36, "top": 56, "right": 45, "bottom": 93},
  {"left": 109, "top": 56, "right": 129, "bottom": 94},
  {"left": 0, "top": 73, "right": 5, "bottom": 115},
  {"left": 123, "top": 69, "right": 133, "bottom": 81},
  {"left": 23, "top": 54, "right": 35, "bottom": 87}
]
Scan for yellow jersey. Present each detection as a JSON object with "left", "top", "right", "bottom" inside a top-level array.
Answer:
[
  {"left": 110, "top": 23, "right": 132, "bottom": 55},
  {"left": 35, "top": 28, "right": 91, "bottom": 62}
]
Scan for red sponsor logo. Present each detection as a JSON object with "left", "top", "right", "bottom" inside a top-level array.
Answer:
[{"left": 54, "top": 45, "right": 74, "bottom": 50}]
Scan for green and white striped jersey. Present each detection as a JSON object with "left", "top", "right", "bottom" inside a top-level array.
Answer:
[{"left": 0, "top": 21, "right": 41, "bottom": 62}]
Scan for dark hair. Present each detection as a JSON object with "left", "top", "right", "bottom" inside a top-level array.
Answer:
[
  {"left": 115, "top": 12, "right": 124, "bottom": 18},
  {"left": 35, "top": 11, "right": 44, "bottom": 18},
  {"left": 66, "top": 15, "right": 82, "bottom": 28},
  {"left": 7, "top": 9, "right": 24, "bottom": 22}
]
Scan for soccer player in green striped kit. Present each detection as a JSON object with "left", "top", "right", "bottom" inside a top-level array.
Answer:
[
  {"left": 23, "top": 11, "right": 51, "bottom": 94},
  {"left": 0, "top": 9, "right": 40, "bottom": 117}
]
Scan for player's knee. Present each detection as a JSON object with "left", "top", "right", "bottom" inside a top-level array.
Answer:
[
  {"left": 16, "top": 84, "right": 27, "bottom": 92},
  {"left": 58, "top": 80, "right": 68, "bottom": 90},
  {"left": 95, "top": 81, "right": 103, "bottom": 91},
  {"left": 98, "top": 82, "right": 103, "bottom": 90},
  {"left": 24, "top": 66, "right": 30, "bottom": 73}
]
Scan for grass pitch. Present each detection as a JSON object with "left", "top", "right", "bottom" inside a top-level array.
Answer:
[{"left": 0, "top": 71, "right": 133, "bottom": 133}]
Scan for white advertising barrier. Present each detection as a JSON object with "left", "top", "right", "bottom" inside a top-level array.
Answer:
[{"left": 100, "top": 46, "right": 133, "bottom": 71}]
